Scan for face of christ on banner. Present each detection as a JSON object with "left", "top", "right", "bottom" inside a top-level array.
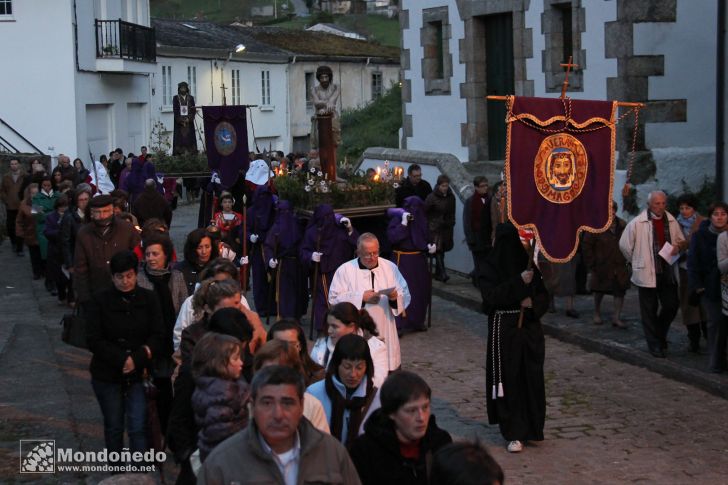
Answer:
[
  {"left": 533, "top": 133, "right": 588, "bottom": 204},
  {"left": 548, "top": 149, "right": 575, "bottom": 190}
]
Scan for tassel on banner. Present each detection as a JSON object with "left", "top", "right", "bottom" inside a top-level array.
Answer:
[
  {"left": 492, "top": 385, "right": 497, "bottom": 400},
  {"left": 498, "top": 382, "right": 504, "bottom": 398}
]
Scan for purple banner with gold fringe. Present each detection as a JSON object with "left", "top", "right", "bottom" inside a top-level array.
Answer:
[
  {"left": 505, "top": 96, "right": 617, "bottom": 262},
  {"left": 203, "top": 105, "right": 249, "bottom": 188}
]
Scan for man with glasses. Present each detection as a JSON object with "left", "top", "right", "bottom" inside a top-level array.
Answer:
[
  {"left": 463, "top": 176, "right": 493, "bottom": 287},
  {"left": 395, "top": 164, "right": 433, "bottom": 208},
  {"left": 328, "top": 233, "right": 411, "bottom": 372},
  {"left": 73, "top": 194, "right": 140, "bottom": 306}
]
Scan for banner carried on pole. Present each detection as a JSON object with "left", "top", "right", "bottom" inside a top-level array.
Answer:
[
  {"left": 505, "top": 96, "right": 617, "bottom": 262},
  {"left": 202, "top": 105, "right": 250, "bottom": 188}
]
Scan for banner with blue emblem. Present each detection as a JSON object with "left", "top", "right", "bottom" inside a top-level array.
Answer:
[{"left": 202, "top": 105, "right": 249, "bottom": 188}]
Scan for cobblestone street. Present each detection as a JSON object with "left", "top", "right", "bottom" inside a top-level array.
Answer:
[{"left": 0, "top": 203, "right": 727, "bottom": 483}]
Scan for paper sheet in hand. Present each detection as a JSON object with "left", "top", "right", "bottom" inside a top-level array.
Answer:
[
  {"left": 377, "top": 287, "right": 395, "bottom": 296},
  {"left": 658, "top": 242, "right": 679, "bottom": 265}
]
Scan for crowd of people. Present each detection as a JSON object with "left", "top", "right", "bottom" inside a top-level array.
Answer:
[
  {"left": 1, "top": 156, "right": 510, "bottom": 484},
  {"left": 5, "top": 150, "right": 726, "bottom": 482}
]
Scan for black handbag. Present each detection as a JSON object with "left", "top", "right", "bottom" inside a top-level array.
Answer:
[{"left": 60, "top": 309, "right": 88, "bottom": 350}]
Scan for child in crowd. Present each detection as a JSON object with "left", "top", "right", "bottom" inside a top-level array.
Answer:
[
  {"left": 190, "top": 332, "right": 250, "bottom": 462},
  {"left": 212, "top": 191, "right": 243, "bottom": 249}
]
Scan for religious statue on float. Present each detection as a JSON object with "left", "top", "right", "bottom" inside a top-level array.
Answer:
[
  {"left": 310, "top": 65, "right": 341, "bottom": 148},
  {"left": 173, "top": 81, "right": 198, "bottom": 155},
  {"left": 309, "top": 66, "right": 340, "bottom": 180}
]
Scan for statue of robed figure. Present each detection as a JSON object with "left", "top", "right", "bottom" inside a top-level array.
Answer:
[{"left": 173, "top": 81, "right": 198, "bottom": 155}]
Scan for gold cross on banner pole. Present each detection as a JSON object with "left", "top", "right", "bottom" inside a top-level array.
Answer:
[{"left": 560, "top": 55, "right": 579, "bottom": 99}]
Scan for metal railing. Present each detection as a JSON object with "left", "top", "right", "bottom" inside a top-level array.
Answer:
[{"left": 95, "top": 19, "right": 156, "bottom": 63}]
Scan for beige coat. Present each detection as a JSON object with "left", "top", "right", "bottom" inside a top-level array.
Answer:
[{"left": 619, "top": 210, "right": 685, "bottom": 288}]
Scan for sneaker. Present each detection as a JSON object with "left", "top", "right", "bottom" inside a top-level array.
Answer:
[{"left": 507, "top": 440, "right": 523, "bottom": 453}]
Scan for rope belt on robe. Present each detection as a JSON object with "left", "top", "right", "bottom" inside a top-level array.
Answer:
[{"left": 492, "top": 309, "right": 522, "bottom": 400}]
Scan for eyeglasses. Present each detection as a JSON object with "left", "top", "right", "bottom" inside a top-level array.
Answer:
[{"left": 361, "top": 251, "right": 379, "bottom": 258}]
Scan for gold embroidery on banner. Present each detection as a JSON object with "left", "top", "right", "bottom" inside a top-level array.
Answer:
[
  {"left": 533, "top": 134, "right": 588, "bottom": 204},
  {"left": 505, "top": 96, "right": 618, "bottom": 263}
]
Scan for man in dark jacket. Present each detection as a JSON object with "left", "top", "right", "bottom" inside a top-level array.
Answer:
[
  {"left": 463, "top": 176, "right": 492, "bottom": 286},
  {"left": 132, "top": 178, "right": 172, "bottom": 227},
  {"left": 73, "top": 194, "right": 140, "bottom": 305},
  {"left": 350, "top": 371, "right": 452, "bottom": 485},
  {"left": 395, "top": 164, "right": 433, "bottom": 208}
]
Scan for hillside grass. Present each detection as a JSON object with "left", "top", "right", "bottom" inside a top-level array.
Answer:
[
  {"left": 151, "top": 0, "right": 400, "bottom": 47},
  {"left": 338, "top": 83, "right": 402, "bottom": 162},
  {"left": 151, "top": 0, "right": 294, "bottom": 22},
  {"left": 274, "top": 13, "right": 400, "bottom": 47}
]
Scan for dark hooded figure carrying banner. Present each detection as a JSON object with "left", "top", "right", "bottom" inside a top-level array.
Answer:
[
  {"left": 479, "top": 222, "right": 549, "bottom": 454},
  {"left": 505, "top": 96, "right": 617, "bottom": 262},
  {"left": 173, "top": 82, "right": 197, "bottom": 155}
]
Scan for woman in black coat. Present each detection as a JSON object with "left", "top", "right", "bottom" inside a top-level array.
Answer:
[
  {"left": 688, "top": 202, "right": 728, "bottom": 373},
  {"left": 349, "top": 371, "right": 452, "bottom": 485},
  {"left": 86, "top": 250, "right": 164, "bottom": 458},
  {"left": 424, "top": 174, "right": 456, "bottom": 282}
]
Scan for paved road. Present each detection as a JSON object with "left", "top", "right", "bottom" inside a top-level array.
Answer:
[{"left": 1, "top": 203, "right": 727, "bottom": 483}]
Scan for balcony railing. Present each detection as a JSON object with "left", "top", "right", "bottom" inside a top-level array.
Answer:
[{"left": 95, "top": 19, "right": 156, "bottom": 63}]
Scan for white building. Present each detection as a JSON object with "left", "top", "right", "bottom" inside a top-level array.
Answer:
[
  {"left": 152, "top": 19, "right": 291, "bottom": 154},
  {"left": 0, "top": 0, "right": 155, "bottom": 162},
  {"left": 152, "top": 20, "right": 400, "bottom": 154},
  {"left": 400, "top": 0, "right": 720, "bottom": 200}
]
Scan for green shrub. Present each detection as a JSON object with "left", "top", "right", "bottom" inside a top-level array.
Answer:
[{"left": 338, "top": 83, "right": 401, "bottom": 162}]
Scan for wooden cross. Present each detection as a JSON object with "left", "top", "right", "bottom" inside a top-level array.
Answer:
[
  {"left": 220, "top": 82, "right": 229, "bottom": 106},
  {"left": 560, "top": 56, "right": 579, "bottom": 99}
]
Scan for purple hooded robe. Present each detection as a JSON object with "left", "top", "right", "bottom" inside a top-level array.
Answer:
[
  {"left": 263, "top": 200, "right": 308, "bottom": 319},
  {"left": 246, "top": 185, "right": 276, "bottom": 316},
  {"left": 387, "top": 196, "right": 432, "bottom": 331},
  {"left": 300, "top": 204, "right": 359, "bottom": 332}
]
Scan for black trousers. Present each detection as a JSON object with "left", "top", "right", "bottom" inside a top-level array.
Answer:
[
  {"left": 470, "top": 249, "right": 490, "bottom": 281},
  {"left": 5, "top": 209, "right": 22, "bottom": 251},
  {"left": 28, "top": 244, "right": 44, "bottom": 278},
  {"left": 638, "top": 282, "right": 679, "bottom": 352}
]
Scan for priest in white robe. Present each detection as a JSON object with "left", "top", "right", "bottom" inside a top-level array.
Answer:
[{"left": 328, "top": 232, "right": 411, "bottom": 371}]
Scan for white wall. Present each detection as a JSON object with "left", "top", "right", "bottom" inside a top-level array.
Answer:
[
  {"left": 0, "top": 0, "right": 78, "bottom": 156},
  {"left": 75, "top": 72, "right": 151, "bottom": 158},
  {"left": 634, "top": 0, "right": 717, "bottom": 149},
  {"left": 401, "top": 0, "right": 468, "bottom": 161}
]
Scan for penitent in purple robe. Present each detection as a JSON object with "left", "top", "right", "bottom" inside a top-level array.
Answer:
[
  {"left": 300, "top": 204, "right": 359, "bottom": 332},
  {"left": 263, "top": 200, "right": 308, "bottom": 320},
  {"left": 387, "top": 196, "right": 432, "bottom": 332},
  {"left": 246, "top": 185, "right": 276, "bottom": 316}
]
